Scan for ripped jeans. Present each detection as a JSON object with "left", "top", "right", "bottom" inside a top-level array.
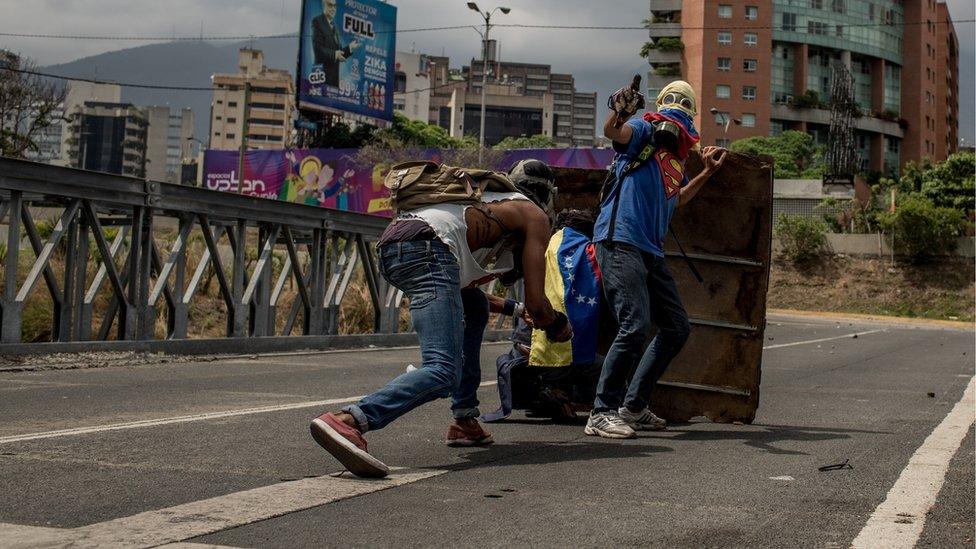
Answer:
[{"left": 343, "top": 239, "right": 489, "bottom": 432}]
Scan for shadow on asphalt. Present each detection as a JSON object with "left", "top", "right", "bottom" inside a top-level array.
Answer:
[
  {"left": 655, "top": 423, "right": 890, "bottom": 456},
  {"left": 431, "top": 438, "right": 675, "bottom": 473}
]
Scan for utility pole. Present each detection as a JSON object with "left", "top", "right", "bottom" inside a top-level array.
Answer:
[
  {"left": 237, "top": 81, "right": 251, "bottom": 195},
  {"left": 468, "top": 3, "right": 510, "bottom": 164}
]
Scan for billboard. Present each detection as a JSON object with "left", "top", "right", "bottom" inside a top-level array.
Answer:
[
  {"left": 297, "top": 0, "right": 397, "bottom": 123},
  {"left": 203, "top": 148, "right": 616, "bottom": 217}
]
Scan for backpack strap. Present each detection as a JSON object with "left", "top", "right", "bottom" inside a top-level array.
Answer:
[{"left": 606, "top": 140, "right": 656, "bottom": 242}]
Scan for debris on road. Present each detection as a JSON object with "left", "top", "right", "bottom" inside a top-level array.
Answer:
[{"left": 818, "top": 459, "right": 853, "bottom": 472}]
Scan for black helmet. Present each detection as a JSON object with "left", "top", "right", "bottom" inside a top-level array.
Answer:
[{"left": 508, "top": 159, "right": 557, "bottom": 220}]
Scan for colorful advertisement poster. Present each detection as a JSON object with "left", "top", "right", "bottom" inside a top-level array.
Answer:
[
  {"left": 203, "top": 148, "right": 616, "bottom": 217},
  {"left": 297, "top": 0, "right": 397, "bottom": 122}
]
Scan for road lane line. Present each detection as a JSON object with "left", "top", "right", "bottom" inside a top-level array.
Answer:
[
  {"left": 851, "top": 375, "right": 975, "bottom": 549},
  {"left": 0, "top": 381, "right": 498, "bottom": 445},
  {"left": 1, "top": 328, "right": 884, "bottom": 445},
  {"left": 2, "top": 469, "right": 446, "bottom": 549},
  {"left": 763, "top": 329, "right": 885, "bottom": 350}
]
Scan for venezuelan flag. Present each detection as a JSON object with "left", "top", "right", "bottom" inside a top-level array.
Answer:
[{"left": 529, "top": 227, "right": 602, "bottom": 367}]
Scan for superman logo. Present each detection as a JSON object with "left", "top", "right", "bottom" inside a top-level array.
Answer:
[{"left": 655, "top": 149, "right": 683, "bottom": 199}]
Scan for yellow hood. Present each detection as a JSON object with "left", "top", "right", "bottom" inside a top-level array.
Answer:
[{"left": 656, "top": 80, "right": 698, "bottom": 117}]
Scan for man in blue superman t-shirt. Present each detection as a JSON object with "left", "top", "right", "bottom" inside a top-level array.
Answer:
[{"left": 585, "top": 80, "right": 729, "bottom": 440}]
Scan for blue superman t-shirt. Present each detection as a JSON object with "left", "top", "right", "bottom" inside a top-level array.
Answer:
[{"left": 593, "top": 114, "right": 690, "bottom": 257}]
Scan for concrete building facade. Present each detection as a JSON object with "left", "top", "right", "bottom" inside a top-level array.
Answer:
[
  {"left": 428, "top": 41, "right": 597, "bottom": 147},
  {"left": 63, "top": 102, "right": 148, "bottom": 178},
  {"left": 646, "top": 0, "right": 959, "bottom": 174},
  {"left": 392, "top": 52, "right": 432, "bottom": 123},
  {"left": 209, "top": 49, "right": 294, "bottom": 151},
  {"left": 446, "top": 85, "right": 554, "bottom": 146},
  {"left": 146, "top": 106, "right": 194, "bottom": 183}
]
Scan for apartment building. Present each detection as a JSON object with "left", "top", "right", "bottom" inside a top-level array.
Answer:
[
  {"left": 392, "top": 51, "right": 432, "bottom": 123},
  {"left": 63, "top": 101, "right": 148, "bottom": 178},
  {"left": 146, "top": 106, "right": 194, "bottom": 183},
  {"left": 209, "top": 49, "right": 294, "bottom": 151},
  {"left": 429, "top": 41, "right": 597, "bottom": 147},
  {"left": 646, "top": 0, "right": 959, "bottom": 174}
]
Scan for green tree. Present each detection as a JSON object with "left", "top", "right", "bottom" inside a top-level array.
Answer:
[
  {"left": 730, "top": 130, "right": 824, "bottom": 178},
  {"left": 899, "top": 152, "right": 975, "bottom": 214},
  {"left": 493, "top": 134, "right": 557, "bottom": 150},
  {"left": 878, "top": 194, "right": 967, "bottom": 263}
]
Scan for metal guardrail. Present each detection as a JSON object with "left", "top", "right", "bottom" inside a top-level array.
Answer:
[{"left": 0, "top": 157, "right": 412, "bottom": 347}]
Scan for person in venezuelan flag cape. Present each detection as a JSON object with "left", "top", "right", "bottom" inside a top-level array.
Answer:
[{"left": 584, "top": 79, "right": 729, "bottom": 439}]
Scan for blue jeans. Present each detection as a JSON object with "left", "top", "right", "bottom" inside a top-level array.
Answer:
[
  {"left": 593, "top": 241, "right": 690, "bottom": 413},
  {"left": 343, "top": 240, "right": 489, "bottom": 432}
]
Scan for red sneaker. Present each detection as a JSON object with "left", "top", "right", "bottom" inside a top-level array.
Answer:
[
  {"left": 310, "top": 412, "right": 390, "bottom": 478},
  {"left": 445, "top": 419, "right": 494, "bottom": 447}
]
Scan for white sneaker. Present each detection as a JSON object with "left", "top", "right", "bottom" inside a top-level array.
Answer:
[
  {"left": 619, "top": 407, "right": 667, "bottom": 431},
  {"left": 584, "top": 412, "right": 637, "bottom": 439}
]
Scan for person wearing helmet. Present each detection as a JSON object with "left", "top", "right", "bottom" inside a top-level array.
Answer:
[{"left": 585, "top": 79, "right": 728, "bottom": 440}]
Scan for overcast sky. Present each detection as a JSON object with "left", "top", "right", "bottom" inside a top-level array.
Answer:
[{"left": 2, "top": 0, "right": 973, "bottom": 141}]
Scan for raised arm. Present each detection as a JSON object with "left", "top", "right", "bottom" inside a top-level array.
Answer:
[
  {"left": 517, "top": 203, "right": 573, "bottom": 342},
  {"left": 603, "top": 111, "right": 633, "bottom": 146},
  {"left": 678, "top": 146, "right": 727, "bottom": 207}
]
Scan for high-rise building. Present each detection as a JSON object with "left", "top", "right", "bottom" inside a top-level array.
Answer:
[
  {"left": 59, "top": 81, "right": 123, "bottom": 165},
  {"left": 446, "top": 84, "right": 555, "bottom": 146},
  {"left": 428, "top": 41, "right": 597, "bottom": 147},
  {"left": 209, "top": 49, "right": 294, "bottom": 151},
  {"left": 63, "top": 102, "right": 148, "bottom": 178},
  {"left": 646, "top": 0, "right": 959, "bottom": 174},
  {"left": 146, "top": 106, "right": 194, "bottom": 183},
  {"left": 392, "top": 52, "right": 432, "bottom": 123}
]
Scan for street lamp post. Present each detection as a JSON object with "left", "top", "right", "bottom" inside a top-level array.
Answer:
[
  {"left": 709, "top": 107, "right": 741, "bottom": 141},
  {"left": 468, "top": 2, "right": 511, "bottom": 164}
]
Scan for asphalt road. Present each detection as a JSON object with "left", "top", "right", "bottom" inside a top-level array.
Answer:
[{"left": 0, "top": 314, "right": 972, "bottom": 548}]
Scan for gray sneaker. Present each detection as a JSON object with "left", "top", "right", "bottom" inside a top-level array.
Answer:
[
  {"left": 619, "top": 407, "right": 667, "bottom": 431},
  {"left": 584, "top": 412, "right": 637, "bottom": 439}
]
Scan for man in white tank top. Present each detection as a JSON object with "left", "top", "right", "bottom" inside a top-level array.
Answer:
[{"left": 309, "top": 160, "right": 573, "bottom": 478}]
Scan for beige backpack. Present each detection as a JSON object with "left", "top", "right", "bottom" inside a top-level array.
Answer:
[{"left": 383, "top": 161, "right": 519, "bottom": 214}]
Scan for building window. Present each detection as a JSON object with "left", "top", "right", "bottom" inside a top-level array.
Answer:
[
  {"left": 228, "top": 102, "right": 238, "bottom": 108},
  {"left": 393, "top": 71, "right": 407, "bottom": 93},
  {"left": 831, "top": 0, "right": 845, "bottom": 13},
  {"left": 226, "top": 133, "right": 235, "bottom": 139},
  {"left": 716, "top": 85, "right": 731, "bottom": 99},
  {"left": 743, "top": 59, "right": 757, "bottom": 72},
  {"left": 714, "top": 111, "right": 730, "bottom": 125},
  {"left": 227, "top": 117, "right": 236, "bottom": 123},
  {"left": 741, "top": 113, "right": 756, "bottom": 127},
  {"left": 745, "top": 6, "right": 758, "bottom": 20},
  {"left": 742, "top": 86, "right": 757, "bottom": 100},
  {"left": 811, "top": 0, "right": 823, "bottom": 8},
  {"left": 718, "top": 5, "right": 733, "bottom": 18},
  {"left": 718, "top": 57, "right": 732, "bottom": 71},
  {"left": 716, "top": 138, "right": 731, "bottom": 147},
  {"left": 718, "top": 32, "right": 732, "bottom": 45},
  {"left": 808, "top": 21, "right": 829, "bottom": 35},
  {"left": 744, "top": 33, "right": 758, "bottom": 46},
  {"left": 782, "top": 13, "right": 797, "bottom": 31}
]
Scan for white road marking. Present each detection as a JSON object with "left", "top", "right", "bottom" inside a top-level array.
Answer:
[
  {"left": 1, "top": 469, "right": 446, "bottom": 549},
  {"left": 851, "top": 375, "right": 975, "bottom": 549},
  {"left": 0, "top": 328, "right": 883, "bottom": 445},
  {"left": 0, "top": 381, "right": 498, "bottom": 445},
  {"left": 762, "top": 329, "right": 885, "bottom": 350},
  {"left": 768, "top": 475, "right": 794, "bottom": 481}
]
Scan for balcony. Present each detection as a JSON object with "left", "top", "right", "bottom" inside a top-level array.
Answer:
[
  {"left": 649, "top": 0, "right": 682, "bottom": 11},
  {"left": 770, "top": 104, "right": 904, "bottom": 138},
  {"left": 648, "top": 23, "right": 681, "bottom": 39}
]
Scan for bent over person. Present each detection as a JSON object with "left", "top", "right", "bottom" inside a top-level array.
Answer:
[
  {"left": 585, "top": 80, "right": 728, "bottom": 440},
  {"left": 310, "top": 159, "right": 573, "bottom": 477}
]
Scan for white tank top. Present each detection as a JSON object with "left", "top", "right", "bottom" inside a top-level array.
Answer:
[{"left": 398, "top": 191, "right": 529, "bottom": 287}]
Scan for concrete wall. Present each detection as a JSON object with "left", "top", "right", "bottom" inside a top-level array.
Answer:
[{"left": 772, "top": 233, "right": 976, "bottom": 258}]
